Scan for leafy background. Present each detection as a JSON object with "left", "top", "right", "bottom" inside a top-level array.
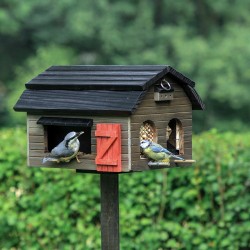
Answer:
[
  {"left": 1, "top": 129, "right": 250, "bottom": 249},
  {"left": 0, "top": 0, "right": 250, "bottom": 249},
  {"left": 1, "top": 0, "right": 250, "bottom": 131}
]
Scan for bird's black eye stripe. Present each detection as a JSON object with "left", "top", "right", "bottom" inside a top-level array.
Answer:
[{"left": 65, "top": 134, "right": 78, "bottom": 148}]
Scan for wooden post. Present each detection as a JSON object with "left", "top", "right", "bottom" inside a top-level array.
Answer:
[{"left": 100, "top": 173, "right": 120, "bottom": 250}]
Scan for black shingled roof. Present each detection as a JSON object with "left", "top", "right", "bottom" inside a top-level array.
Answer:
[{"left": 14, "top": 65, "right": 204, "bottom": 115}]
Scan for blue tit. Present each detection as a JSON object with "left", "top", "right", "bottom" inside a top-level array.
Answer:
[
  {"left": 140, "top": 139, "right": 184, "bottom": 163},
  {"left": 43, "top": 131, "right": 84, "bottom": 164}
]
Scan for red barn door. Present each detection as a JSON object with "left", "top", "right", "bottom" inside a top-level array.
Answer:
[{"left": 95, "top": 123, "right": 122, "bottom": 172}]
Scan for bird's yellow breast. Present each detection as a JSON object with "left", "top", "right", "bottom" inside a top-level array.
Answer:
[{"left": 144, "top": 147, "right": 169, "bottom": 162}]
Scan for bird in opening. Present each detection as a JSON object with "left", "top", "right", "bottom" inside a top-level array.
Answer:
[
  {"left": 140, "top": 139, "right": 184, "bottom": 163},
  {"left": 43, "top": 131, "right": 84, "bottom": 164}
]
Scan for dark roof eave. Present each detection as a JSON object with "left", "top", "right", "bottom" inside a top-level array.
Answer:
[
  {"left": 167, "top": 66, "right": 195, "bottom": 87},
  {"left": 14, "top": 107, "right": 133, "bottom": 116},
  {"left": 183, "top": 85, "right": 205, "bottom": 110}
]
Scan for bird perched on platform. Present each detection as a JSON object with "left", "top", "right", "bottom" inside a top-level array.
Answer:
[
  {"left": 140, "top": 139, "right": 184, "bottom": 163},
  {"left": 43, "top": 131, "right": 84, "bottom": 164}
]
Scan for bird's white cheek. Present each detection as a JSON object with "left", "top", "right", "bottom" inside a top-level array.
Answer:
[{"left": 68, "top": 140, "right": 80, "bottom": 151}]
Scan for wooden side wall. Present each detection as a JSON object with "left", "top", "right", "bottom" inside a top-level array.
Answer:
[
  {"left": 27, "top": 114, "right": 131, "bottom": 172},
  {"left": 130, "top": 80, "right": 193, "bottom": 171}
]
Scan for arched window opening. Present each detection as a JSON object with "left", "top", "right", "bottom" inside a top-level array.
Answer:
[
  {"left": 139, "top": 120, "right": 157, "bottom": 159},
  {"left": 166, "top": 118, "right": 184, "bottom": 155},
  {"left": 140, "top": 120, "right": 157, "bottom": 142}
]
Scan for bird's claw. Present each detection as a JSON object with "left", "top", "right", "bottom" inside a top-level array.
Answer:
[
  {"left": 76, "top": 154, "right": 81, "bottom": 163},
  {"left": 76, "top": 152, "right": 85, "bottom": 163}
]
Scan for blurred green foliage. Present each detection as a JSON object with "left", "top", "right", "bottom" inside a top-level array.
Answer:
[
  {"left": 0, "top": 128, "right": 249, "bottom": 249},
  {"left": 7, "top": 45, "right": 76, "bottom": 126},
  {"left": 1, "top": 2, "right": 250, "bottom": 249},
  {"left": 0, "top": 0, "right": 250, "bottom": 131}
]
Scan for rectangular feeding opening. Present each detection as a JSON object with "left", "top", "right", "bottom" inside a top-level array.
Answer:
[{"left": 37, "top": 117, "right": 93, "bottom": 154}]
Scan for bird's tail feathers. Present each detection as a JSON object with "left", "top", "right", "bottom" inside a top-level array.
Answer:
[
  {"left": 161, "top": 148, "right": 184, "bottom": 160},
  {"left": 42, "top": 157, "right": 59, "bottom": 164},
  {"left": 163, "top": 150, "right": 184, "bottom": 160},
  {"left": 171, "top": 154, "right": 184, "bottom": 160}
]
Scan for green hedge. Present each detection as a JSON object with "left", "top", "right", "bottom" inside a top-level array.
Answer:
[{"left": 0, "top": 128, "right": 250, "bottom": 249}]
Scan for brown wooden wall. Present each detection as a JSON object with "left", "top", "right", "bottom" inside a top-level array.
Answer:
[
  {"left": 27, "top": 114, "right": 131, "bottom": 172},
  {"left": 27, "top": 78, "right": 194, "bottom": 173},
  {"left": 130, "top": 79, "right": 193, "bottom": 171}
]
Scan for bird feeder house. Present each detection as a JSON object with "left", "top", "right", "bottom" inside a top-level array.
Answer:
[{"left": 14, "top": 65, "right": 204, "bottom": 173}]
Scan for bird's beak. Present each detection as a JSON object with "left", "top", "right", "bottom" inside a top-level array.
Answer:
[{"left": 76, "top": 131, "right": 84, "bottom": 138}]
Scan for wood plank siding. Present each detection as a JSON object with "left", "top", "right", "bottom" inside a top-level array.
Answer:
[
  {"left": 27, "top": 114, "right": 131, "bottom": 172},
  {"left": 27, "top": 79, "right": 194, "bottom": 172},
  {"left": 130, "top": 79, "right": 193, "bottom": 171}
]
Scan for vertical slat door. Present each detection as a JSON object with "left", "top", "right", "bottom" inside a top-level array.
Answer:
[{"left": 95, "top": 123, "right": 122, "bottom": 172}]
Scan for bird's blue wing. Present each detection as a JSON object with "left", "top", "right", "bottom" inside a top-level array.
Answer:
[
  {"left": 148, "top": 142, "right": 184, "bottom": 160},
  {"left": 150, "top": 142, "right": 173, "bottom": 155},
  {"left": 150, "top": 143, "right": 166, "bottom": 153},
  {"left": 51, "top": 142, "right": 74, "bottom": 157}
]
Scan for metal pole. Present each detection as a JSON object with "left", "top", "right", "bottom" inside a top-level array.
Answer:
[{"left": 100, "top": 173, "right": 120, "bottom": 250}]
